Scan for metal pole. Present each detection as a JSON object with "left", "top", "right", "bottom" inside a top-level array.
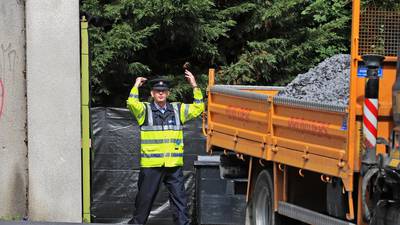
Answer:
[{"left": 81, "top": 16, "right": 91, "bottom": 223}]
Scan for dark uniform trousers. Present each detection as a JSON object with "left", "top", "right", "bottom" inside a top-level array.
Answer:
[{"left": 128, "top": 166, "right": 190, "bottom": 225}]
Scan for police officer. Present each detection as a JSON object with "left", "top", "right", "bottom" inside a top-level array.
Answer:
[{"left": 126, "top": 69, "right": 204, "bottom": 225}]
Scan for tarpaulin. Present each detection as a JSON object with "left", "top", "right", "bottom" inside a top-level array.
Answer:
[{"left": 90, "top": 107, "right": 206, "bottom": 224}]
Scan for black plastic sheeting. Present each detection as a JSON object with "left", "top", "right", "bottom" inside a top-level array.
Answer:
[{"left": 90, "top": 107, "right": 206, "bottom": 224}]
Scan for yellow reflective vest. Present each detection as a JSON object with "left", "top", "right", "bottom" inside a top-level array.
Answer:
[{"left": 127, "top": 87, "right": 204, "bottom": 167}]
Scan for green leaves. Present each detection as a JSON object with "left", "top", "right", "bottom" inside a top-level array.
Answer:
[
  {"left": 81, "top": 0, "right": 250, "bottom": 105},
  {"left": 221, "top": 0, "right": 351, "bottom": 86},
  {"left": 128, "top": 62, "right": 151, "bottom": 75}
]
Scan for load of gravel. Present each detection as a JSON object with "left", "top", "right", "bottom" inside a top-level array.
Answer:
[{"left": 277, "top": 54, "right": 351, "bottom": 107}]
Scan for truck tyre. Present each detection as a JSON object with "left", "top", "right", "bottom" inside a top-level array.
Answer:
[
  {"left": 248, "top": 169, "right": 279, "bottom": 225},
  {"left": 370, "top": 200, "right": 400, "bottom": 225}
]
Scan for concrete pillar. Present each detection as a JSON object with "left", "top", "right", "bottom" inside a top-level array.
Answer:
[
  {"left": 26, "top": 0, "right": 81, "bottom": 222},
  {"left": 0, "top": 0, "right": 28, "bottom": 220}
]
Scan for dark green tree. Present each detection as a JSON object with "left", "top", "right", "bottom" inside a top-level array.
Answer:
[
  {"left": 81, "top": 0, "right": 254, "bottom": 106},
  {"left": 81, "top": 0, "right": 355, "bottom": 106},
  {"left": 363, "top": 0, "right": 400, "bottom": 9},
  {"left": 218, "top": 0, "right": 352, "bottom": 86}
]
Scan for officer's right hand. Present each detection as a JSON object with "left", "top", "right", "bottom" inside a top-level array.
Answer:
[{"left": 135, "top": 77, "right": 147, "bottom": 87}]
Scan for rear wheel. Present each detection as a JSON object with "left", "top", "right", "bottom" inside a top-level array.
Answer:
[
  {"left": 370, "top": 200, "right": 400, "bottom": 225},
  {"left": 248, "top": 169, "right": 279, "bottom": 225}
]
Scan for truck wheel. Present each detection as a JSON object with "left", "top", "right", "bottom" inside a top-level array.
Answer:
[
  {"left": 370, "top": 200, "right": 400, "bottom": 225},
  {"left": 248, "top": 170, "right": 279, "bottom": 225}
]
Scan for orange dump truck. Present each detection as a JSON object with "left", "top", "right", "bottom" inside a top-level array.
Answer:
[{"left": 204, "top": 1, "right": 400, "bottom": 225}]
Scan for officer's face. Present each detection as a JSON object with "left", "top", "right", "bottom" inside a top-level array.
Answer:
[{"left": 151, "top": 89, "right": 170, "bottom": 104}]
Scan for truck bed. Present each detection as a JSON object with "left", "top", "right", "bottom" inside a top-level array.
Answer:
[{"left": 207, "top": 85, "right": 353, "bottom": 187}]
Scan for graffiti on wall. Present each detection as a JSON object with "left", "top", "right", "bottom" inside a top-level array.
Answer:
[{"left": 0, "top": 43, "right": 17, "bottom": 119}]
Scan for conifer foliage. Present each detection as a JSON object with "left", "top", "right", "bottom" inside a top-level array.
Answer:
[
  {"left": 219, "top": 0, "right": 351, "bottom": 85},
  {"left": 81, "top": 0, "right": 352, "bottom": 106}
]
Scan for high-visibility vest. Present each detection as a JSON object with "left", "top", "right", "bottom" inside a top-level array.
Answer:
[
  {"left": 140, "top": 102, "right": 184, "bottom": 167},
  {"left": 127, "top": 87, "right": 204, "bottom": 167}
]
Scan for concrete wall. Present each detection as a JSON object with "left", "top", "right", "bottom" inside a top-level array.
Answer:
[
  {"left": 26, "top": 0, "right": 81, "bottom": 222},
  {"left": 0, "top": 0, "right": 27, "bottom": 220}
]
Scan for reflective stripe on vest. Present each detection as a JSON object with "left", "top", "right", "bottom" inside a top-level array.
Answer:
[
  {"left": 145, "top": 102, "right": 153, "bottom": 126},
  {"left": 129, "top": 94, "right": 139, "bottom": 98},
  {"left": 184, "top": 104, "right": 189, "bottom": 120},
  {"left": 141, "top": 125, "right": 181, "bottom": 131},
  {"left": 141, "top": 138, "right": 182, "bottom": 144},
  {"left": 141, "top": 153, "right": 184, "bottom": 158},
  {"left": 172, "top": 103, "right": 181, "bottom": 128}
]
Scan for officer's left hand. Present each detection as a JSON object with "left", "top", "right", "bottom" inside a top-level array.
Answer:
[{"left": 185, "top": 70, "right": 197, "bottom": 88}]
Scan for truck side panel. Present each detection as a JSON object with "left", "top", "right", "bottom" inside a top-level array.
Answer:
[
  {"left": 271, "top": 100, "right": 350, "bottom": 187},
  {"left": 207, "top": 86, "right": 276, "bottom": 158}
]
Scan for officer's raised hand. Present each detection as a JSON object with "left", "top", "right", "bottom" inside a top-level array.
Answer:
[
  {"left": 184, "top": 70, "right": 197, "bottom": 88},
  {"left": 135, "top": 77, "right": 147, "bottom": 88}
]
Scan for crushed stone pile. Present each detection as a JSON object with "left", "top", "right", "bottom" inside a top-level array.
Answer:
[{"left": 277, "top": 54, "right": 351, "bottom": 107}]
